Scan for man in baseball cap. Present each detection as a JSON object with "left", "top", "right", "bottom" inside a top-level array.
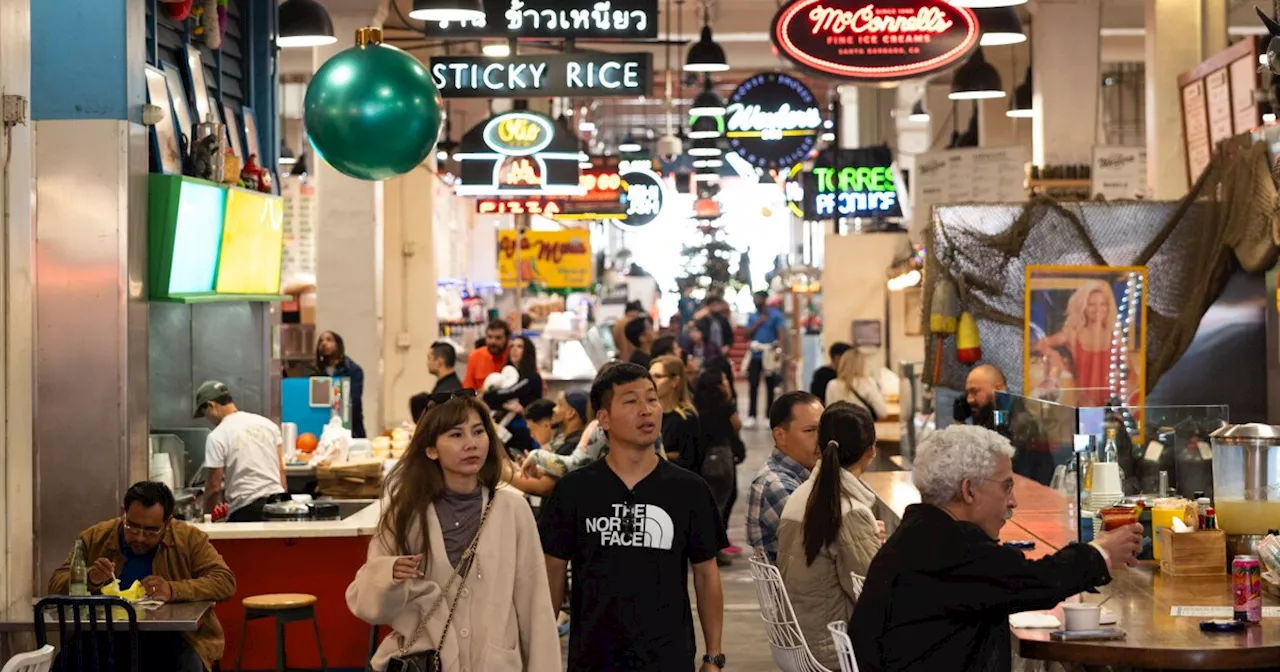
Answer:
[{"left": 194, "top": 381, "right": 289, "bottom": 521}]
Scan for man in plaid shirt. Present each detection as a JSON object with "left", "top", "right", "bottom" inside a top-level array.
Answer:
[{"left": 747, "top": 391, "right": 824, "bottom": 563}]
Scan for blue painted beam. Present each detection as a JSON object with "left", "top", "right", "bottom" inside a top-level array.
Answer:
[{"left": 32, "top": 0, "right": 145, "bottom": 121}]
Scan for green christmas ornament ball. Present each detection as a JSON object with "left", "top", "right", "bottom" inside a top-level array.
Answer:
[{"left": 304, "top": 28, "right": 443, "bottom": 181}]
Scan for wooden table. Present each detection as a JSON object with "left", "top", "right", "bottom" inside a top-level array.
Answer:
[
  {"left": 861, "top": 471, "right": 1280, "bottom": 669},
  {"left": 0, "top": 600, "right": 214, "bottom": 632}
]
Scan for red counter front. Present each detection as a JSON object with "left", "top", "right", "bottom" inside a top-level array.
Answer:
[{"left": 211, "top": 535, "right": 371, "bottom": 670}]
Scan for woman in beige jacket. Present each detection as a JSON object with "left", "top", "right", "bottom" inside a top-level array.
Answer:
[
  {"left": 776, "top": 402, "right": 883, "bottom": 670},
  {"left": 346, "top": 393, "right": 561, "bottom": 671}
]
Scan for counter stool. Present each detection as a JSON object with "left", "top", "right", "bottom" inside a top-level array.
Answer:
[{"left": 234, "top": 593, "right": 327, "bottom": 672}]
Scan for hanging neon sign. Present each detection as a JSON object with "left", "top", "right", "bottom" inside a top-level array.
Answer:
[
  {"left": 771, "top": 0, "right": 979, "bottom": 82},
  {"left": 455, "top": 110, "right": 586, "bottom": 197},
  {"left": 801, "top": 147, "right": 904, "bottom": 219},
  {"left": 477, "top": 198, "right": 565, "bottom": 215},
  {"left": 610, "top": 169, "right": 667, "bottom": 229},
  {"left": 725, "top": 73, "right": 822, "bottom": 170}
]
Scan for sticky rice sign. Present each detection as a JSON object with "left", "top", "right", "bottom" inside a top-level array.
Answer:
[{"left": 497, "top": 229, "right": 593, "bottom": 289}]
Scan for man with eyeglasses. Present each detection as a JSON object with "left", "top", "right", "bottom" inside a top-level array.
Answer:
[
  {"left": 49, "top": 481, "right": 236, "bottom": 672},
  {"left": 850, "top": 425, "right": 1142, "bottom": 672},
  {"left": 195, "top": 380, "right": 289, "bottom": 522}
]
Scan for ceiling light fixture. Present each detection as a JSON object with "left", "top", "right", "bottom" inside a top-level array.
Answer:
[
  {"left": 908, "top": 99, "right": 930, "bottom": 122},
  {"left": 1006, "top": 66, "right": 1033, "bottom": 117},
  {"left": 975, "top": 7, "right": 1025, "bottom": 46},
  {"left": 409, "top": 0, "right": 485, "bottom": 22},
  {"left": 482, "top": 41, "right": 511, "bottom": 57},
  {"left": 690, "top": 77, "right": 726, "bottom": 116},
  {"left": 278, "top": 0, "right": 337, "bottom": 47},
  {"left": 684, "top": 13, "right": 729, "bottom": 73},
  {"left": 688, "top": 138, "right": 722, "bottom": 157},
  {"left": 688, "top": 115, "right": 723, "bottom": 139},
  {"left": 618, "top": 133, "right": 643, "bottom": 153},
  {"left": 949, "top": 48, "right": 1005, "bottom": 100},
  {"left": 578, "top": 120, "right": 597, "bottom": 133}
]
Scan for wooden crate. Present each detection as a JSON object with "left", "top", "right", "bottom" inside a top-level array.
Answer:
[{"left": 1157, "top": 528, "right": 1227, "bottom": 576}]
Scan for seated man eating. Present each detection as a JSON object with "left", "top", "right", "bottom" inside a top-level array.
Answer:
[
  {"left": 49, "top": 481, "right": 236, "bottom": 672},
  {"left": 851, "top": 425, "right": 1141, "bottom": 672}
]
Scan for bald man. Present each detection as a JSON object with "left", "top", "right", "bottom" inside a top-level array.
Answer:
[{"left": 955, "top": 364, "right": 1006, "bottom": 429}]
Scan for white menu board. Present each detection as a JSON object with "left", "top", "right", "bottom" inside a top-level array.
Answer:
[
  {"left": 1205, "top": 69, "right": 1234, "bottom": 147},
  {"left": 910, "top": 146, "right": 1028, "bottom": 236},
  {"left": 1091, "top": 146, "right": 1147, "bottom": 200},
  {"left": 1181, "top": 80, "right": 1212, "bottom": 183},
  {"left": 280, "top": 176, "right": 318, "bottom": 286}
]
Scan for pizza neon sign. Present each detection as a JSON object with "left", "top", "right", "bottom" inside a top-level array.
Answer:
[
  {"left": 455, "top": 110, "right": 586, "bottom": 197},
  {"left": 771, "top": 0, "right": 979, "bottom": 82},
  {"left": 477, "top": 198, "right": 564, "bottom": 215}
]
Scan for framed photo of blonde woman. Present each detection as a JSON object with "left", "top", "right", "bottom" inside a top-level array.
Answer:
[{"left": 1023, "top": 265, "right": 1147, "bottom": 410}]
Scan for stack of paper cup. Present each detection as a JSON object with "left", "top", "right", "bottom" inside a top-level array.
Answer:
[{"left": 1088, "top": 462, "right": 1124, "bottom": 510}]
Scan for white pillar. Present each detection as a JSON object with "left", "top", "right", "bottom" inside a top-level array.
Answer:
[
  {"left": 0, "top": 0, "right": 33, "bottom": 615},
  {"left": 1201, "top": 0, "right": 1227, "bottom": 57},
  {"left": 382, "top": 162, "right": 438, "bottom": 429},
  {"left": 1032, "top": 0, "right": 1101, "bottom": 166},
  {"left": 314, "top": 9, "right": 387, "bottom": 435},
  {"left": 1144, "top": 0, "right": 1209, "bottom": 199},
  {"left": 838, "top": 85, "right": 896, "bottom": 149},
  {"left": 978, "top": 42, "right": 1031, "bottom": 148}
]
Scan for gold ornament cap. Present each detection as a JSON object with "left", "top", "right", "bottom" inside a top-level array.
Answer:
[{"left": 355, "top": 27, "right": 384, "bottom": 46}]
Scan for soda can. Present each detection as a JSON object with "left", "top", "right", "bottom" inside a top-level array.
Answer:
[{"left": 1233, "top": 555, "right": 1263, "bottom": 623}]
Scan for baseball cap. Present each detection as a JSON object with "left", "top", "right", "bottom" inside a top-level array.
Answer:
[
  {"left": 564, "top": 391, "right": 589, "bottom": 425},
  {"left": 193, "top": 380, "right": 231, "bottom": 418}
]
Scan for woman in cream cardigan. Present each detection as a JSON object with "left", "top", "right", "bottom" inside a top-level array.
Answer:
[
  {"left": 346, "top": 392, "right": 561, "bottom": 671},
  {"left": 776, "top": 402, "right": 883, "bottom": 670}
]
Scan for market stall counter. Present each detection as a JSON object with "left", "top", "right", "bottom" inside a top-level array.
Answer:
[
  {"left": 191, "top": 500, "right": 380, "bottom": 669},
  {"left": 861, "top": 472, "right": 1280, "bottom": 669}
]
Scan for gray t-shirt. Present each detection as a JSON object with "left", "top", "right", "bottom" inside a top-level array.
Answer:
[{"left": 435, "top": 488, "right": 483, "bottom": 567}]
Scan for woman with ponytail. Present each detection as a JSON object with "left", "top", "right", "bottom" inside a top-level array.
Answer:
[{"left": 776, "top": 402, "right": 883, "bottom": 669}]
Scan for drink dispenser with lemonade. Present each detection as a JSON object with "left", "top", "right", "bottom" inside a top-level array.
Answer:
[{"left": 1211, "top": 423, "right": 1280, "bottom": 555}]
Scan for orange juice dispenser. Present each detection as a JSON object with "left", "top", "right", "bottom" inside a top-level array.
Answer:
[{"left": 1211, "top": 424, "right": 1280, "bottom": 557}]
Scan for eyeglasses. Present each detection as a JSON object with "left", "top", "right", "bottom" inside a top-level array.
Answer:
[
  {"left": 121, "top": 517, "right": 166, "bottom": 538},
  {"left": 984, "top": 478, "right": 1016, "bottom": 495}
]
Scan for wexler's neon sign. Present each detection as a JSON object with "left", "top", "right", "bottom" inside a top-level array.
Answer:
[
  {"left": 810, "top": 165, "right": 901, "bottom": 218},
  {"left": 726, "top": 72, "right": 822, "bottom": 170},
  {"left": 771, "top": 0, "right": 978, "bottom": 82},
  {"left": 726, "top": 104, "right": 823, "bottom": 141}
]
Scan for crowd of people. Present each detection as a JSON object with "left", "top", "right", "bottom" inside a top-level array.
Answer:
[{"left": 47, "top": 304, "right": 1145, "bottom": 672}]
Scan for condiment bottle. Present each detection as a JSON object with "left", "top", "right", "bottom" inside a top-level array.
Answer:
[{"left": 1196, "top": 495, "right": 1211, "bottom": 529}]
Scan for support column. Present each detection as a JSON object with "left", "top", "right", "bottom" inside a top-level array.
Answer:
[
  {"left": 978, "top": 42, "right": 1031, "bottom": 148},
  {"left": 31, "top": 0, "right": 148, "bottom": 583},
  {"left": 314, "top": 9, "right": 387, "bottom": 436},
  {"left": 1145, "top": 0, "right": 1211, "bottom": 199},
  {"left": 838, "top": 85, "right": 895, "bottom": 149},
  {"left": 1201, "top": 0, "right": 1227, "bottom": 57},
  {"left": 1033, "top": 0, "right": 1101, "bottom": 166},
  {"left": 0, "top": 0, "right": 34, "bottom": 615}
]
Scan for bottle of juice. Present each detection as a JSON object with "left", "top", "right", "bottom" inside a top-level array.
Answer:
[{"left": 69, "top": 539, "right": 88, "bottom": 597}]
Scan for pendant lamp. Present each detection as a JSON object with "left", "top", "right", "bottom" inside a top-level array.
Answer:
[
  {"left": 949, "top": 48, "right": 1005, "bottom": 100},
  {"left": 410, "top": 0, "right": 485, "bottom": 22},
  {"left": 974, "top": 7, "right": 1025, "bottom": 46},
  {"left": 688, "top": 137, "right": 722, "bottom": 157},
  {"left": 908, "top": 99, "right": 929, "bottom": 122},
  {"left": 278, "top": 0, "right": 337, "bottom": 47},
  {"left": 618, "top": 133, "right": 642, "bottom": 153},
  {"left": 949, "top": 0, "right": 1026, "bottom": 8},
  {"left": 1006, "top": 66, "right": 1033, "bottom": 117},
  {"left": 688, "top": 116, "right": 723, "bottom": 139},
  {"left": 690, "top": 78, "right": 726, "bottom": 116},
  {"left": 685, "top": 24, "right": 729, "bottom": 72}
]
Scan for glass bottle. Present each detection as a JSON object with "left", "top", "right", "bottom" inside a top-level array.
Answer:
[
  {"left": 1102, "top": 427, "right": 1119, "bottom": 463},
  {"left": 69, "top": 539, "right": 88, "bottom": 596}
]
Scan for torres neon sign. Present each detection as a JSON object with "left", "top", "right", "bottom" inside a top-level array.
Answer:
[{"left": 771, "top": 0, "right": 978, "bottom": 83}]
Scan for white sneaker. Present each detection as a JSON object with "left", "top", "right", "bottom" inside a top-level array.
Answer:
[{"left": 743, "top": 417, "right": 757, "bottom": 429}]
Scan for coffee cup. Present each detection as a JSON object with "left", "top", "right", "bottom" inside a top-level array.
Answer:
[{"left": 1062, "top": 603, "right": 1102, "bottom": 631}]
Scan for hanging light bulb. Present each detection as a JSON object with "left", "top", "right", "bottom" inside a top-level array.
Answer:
[
  {"left": 278, "top": 0, "right": 337, "bottom": 47},
  {"left": 482, "top": 41, "right": 511, "bottom": 57},
  {"left": 618, "top": 133, "right": 642, "bottom": 153},
  {"left": 949, "top": 48, "right": 1005, "bottom": 100}
]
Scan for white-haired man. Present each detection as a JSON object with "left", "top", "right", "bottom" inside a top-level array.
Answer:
[{"left": 851, "top": 425, "right": 1141, "bottom": 672}]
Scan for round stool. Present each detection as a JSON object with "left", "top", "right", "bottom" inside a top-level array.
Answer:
[{"left": 234, "top": 593, "right": 327, "bottom": 672}]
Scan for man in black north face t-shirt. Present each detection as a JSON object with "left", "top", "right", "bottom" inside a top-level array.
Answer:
[{"left": 541, "top": 363, "right": 729, "bottom": 672}]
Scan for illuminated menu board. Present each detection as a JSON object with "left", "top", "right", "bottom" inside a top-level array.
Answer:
[{"left": 216, "top": 188, "right": 284, "bottom": 295}]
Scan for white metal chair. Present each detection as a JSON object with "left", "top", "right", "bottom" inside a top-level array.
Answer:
[
  {"left": 827, "top": 621, "right": 860, "bottom": 672},
  {"left": 849, "top": 572, "right": 865, "bottom": 604},
  {"left": 1, "top": 645, "right": 55, "bottom": 672},
  {"left": 747, "top": 556, "right": 833, "bottom": 672}
]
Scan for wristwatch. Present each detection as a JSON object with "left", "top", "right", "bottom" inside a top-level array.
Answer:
[{"left": 703, "top": 653, "right": 726, "bottom": 669}]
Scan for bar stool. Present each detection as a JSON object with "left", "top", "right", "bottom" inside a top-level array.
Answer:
[{"left": 234, "top": 593, "right": 327, "bottom": 672}]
